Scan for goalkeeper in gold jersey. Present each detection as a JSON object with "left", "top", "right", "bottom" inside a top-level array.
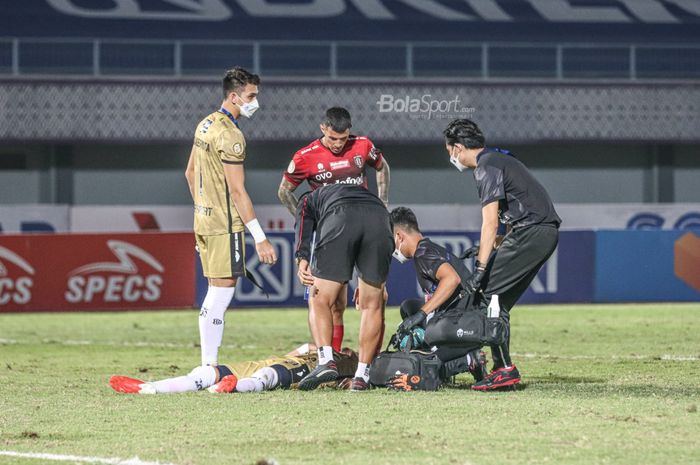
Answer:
[
  {"left": 185, "top": 67, "right": 277, "bottom": 368},
  {"left": 109, "top": 344, "right": 358, "bottom": 394}
]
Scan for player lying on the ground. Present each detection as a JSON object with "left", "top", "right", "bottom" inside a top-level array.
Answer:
[{"left": 109, "top": 344, "right": 358, "bottom": 394}]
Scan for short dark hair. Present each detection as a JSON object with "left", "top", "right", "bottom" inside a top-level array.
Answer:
[
  {"left": 322, "top": 107, "right": 352, "bottom": 132},
  {"left": 223, "top": 67, "right": 260, "bottom": 99},
  {"left": 443, "top": 119, "right": 485, "bottom": 149},
  {"left": 390, "top": 207, "right": 421, "bottom": 233}
]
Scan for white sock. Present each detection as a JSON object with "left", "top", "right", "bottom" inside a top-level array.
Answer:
[
  {"left": 354, "top": 362, "right": 370, "bottom": 382},
  {"left": 199, "top": 286, "right": 235, "bottom": 366},
  {"left": 235, "top": 377, "right": 265, "bottom": 393},
  {"left": 318, "top": 346, "right": 334, "bottom": 365},
  {"left": 151, "top": 366, "right": 217, "bottom": 393},
  {"left": 234, "top": 366, "right": 280, "bottom": 393}
]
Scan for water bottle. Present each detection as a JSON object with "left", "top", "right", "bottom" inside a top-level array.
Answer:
[{"left": 487, "top": 294, "right": 500, "bottom": 318}]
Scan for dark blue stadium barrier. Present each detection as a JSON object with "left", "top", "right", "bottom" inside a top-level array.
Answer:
[
  {"left": 594, "top": 230, "right": 700, "bottom": 302},
  {"left": 5, "top": 1, "right": 700, "bottom": 42},
  {"left": 195, "top": 230, "right": 596, "bottom": 308}
]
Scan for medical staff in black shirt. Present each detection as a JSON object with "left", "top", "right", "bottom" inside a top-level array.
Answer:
[
  {"left": 390, "top": 207, "right": 488, "bottom": 383},
  {"left": 443, "top": 119, "right": 561, "bottom": 391}
]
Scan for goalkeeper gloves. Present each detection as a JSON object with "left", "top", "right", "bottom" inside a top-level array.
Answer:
[{"left": 398, "top": 311, "right": 427, "bottom": 333}]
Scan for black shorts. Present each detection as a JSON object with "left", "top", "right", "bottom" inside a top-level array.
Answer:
[
  {"left": 311, "top": 203, "right": 393, "bottom": 284},
  {"left": 482, "top": 223, "right": 559, "bottom": 312}
]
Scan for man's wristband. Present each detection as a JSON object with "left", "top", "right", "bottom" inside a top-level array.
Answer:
[
  {"left": 245, "top": 218, "right": 267, "bottom": 244},
  {"left": 475, "top": 260, "right": 487, "bottom": 272}
]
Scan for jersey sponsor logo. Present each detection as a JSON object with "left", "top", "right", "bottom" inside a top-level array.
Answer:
[
  {"left": 200, "top": 119, "right": 213, "bottom": 134},
  {"left": 327, "top": 175, "right": 363, "bottom": 186},
  {"left": 353, "top": 155, "right": 363, "bottom": 169},
  {"left": 300, "top": 145, "right": 318, "bottom": 155},
  {"left": 369, "top": 146, "right": 378, "bottom": 161},
  {"left": 194, "top": 205, "right": 213, "bottom": 216},
  {"left": 0, "top": 246, "right": 35, "bottom": 306},
  {"left": 64, "top": 240, "right": 164, "bottom": 304},
  {"left": 233, "top": 142, "right": 243, "bottom": 155},
  {"left": 314, "top": 172, "right": 333, "bottom": 181},
  {"left": 330, "top": 160, "right": 349, "bottom": 170},
  {"left": 287, "top": 160, "right": 296, "bottom": 174},
  {"left": 194, "top": 137, "right": 209, "bottom": 150}
]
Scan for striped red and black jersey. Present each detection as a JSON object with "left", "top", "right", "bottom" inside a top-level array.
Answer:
[{"left": 283, "top": 135, "right": 383, "bottom": 191}]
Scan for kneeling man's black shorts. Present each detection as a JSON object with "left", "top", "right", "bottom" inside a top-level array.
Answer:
[{"left": 311, "top": 203, "right": 393, "bottom": 284}]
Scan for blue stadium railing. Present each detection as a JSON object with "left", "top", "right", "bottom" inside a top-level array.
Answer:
[{"left": 1, "top": 38, "right": 699, "bottom": 80}]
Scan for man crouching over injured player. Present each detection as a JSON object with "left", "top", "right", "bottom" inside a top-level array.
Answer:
[
  {"left": 109, "top": 344, "right": 358, "bottom": 394},
  {"left": 390, "top": 207, "right": 488, "bottom": 383}
]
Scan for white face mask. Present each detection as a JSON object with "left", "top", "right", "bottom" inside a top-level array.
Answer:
[
  {"left": 238, "top": 98, "right": 259, "bottom": 118},
  {"left": 392, "top": 237, "right": 409, "bottom": 264},
  {"left": 449, "top": 146, "right": 468, "bottom": 172}
]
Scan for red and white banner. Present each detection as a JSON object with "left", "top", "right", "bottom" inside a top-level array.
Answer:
[{"left": 0, "top": 233, "right": 195, "bottom": 312}]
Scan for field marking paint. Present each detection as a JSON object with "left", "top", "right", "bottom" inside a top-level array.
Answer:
[
  {"left": 2, "top": 338, "right": 256, "bottom": 350},
  {"left": 4, "top": 337, "right": 699, "bottom": 361},
  {"left": 512, "top": 352, "right": 700, "bottom": 362},
  {"left": 0, "top": 450, "right": 177, "bottom": 465}
]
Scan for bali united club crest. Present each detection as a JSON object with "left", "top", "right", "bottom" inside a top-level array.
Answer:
[{"left": 353, "top": 155, "right": 363, "bottom": 169}]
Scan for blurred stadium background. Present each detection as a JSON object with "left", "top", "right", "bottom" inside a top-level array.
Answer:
[{"left": 0, "top": 0, "right": 699, "bottom": 312}]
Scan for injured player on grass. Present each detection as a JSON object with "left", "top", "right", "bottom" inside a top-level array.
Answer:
[{"left": 109, "top": 344, "right": 358, "bottom": 394}]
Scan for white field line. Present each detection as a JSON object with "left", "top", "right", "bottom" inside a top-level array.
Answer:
[
  {"left": 2, "top": 337, "right": 698, "bottom": 361},
  {"left": 512, "top": 352, "right": 700, "bottom": 362},
  {"left": 0, "top": 450, "right": 177, "bottom": 465},
  {"left": 0, "top": 338, "right": 255, "bottom": 350}
]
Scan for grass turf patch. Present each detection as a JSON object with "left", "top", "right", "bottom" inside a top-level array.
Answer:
[{"left": 1, "top": 304, "right": 699, "bottom": 465}]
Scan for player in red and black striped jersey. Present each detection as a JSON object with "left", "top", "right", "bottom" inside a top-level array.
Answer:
[{"left": 278, "top": 107, "right": 391, "bottom": 353}]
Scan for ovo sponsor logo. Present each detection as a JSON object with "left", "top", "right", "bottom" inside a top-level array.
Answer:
[
  {"left": 314, "top": 171, "right": 333, "bottom": 181},
  {"left": 65, "top": 241, "right": 164, "bottom": 304},
  {"left": 0, "top": 246, "right": 34, "bottom": 305}
]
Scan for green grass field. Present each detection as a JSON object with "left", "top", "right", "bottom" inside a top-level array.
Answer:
[{"left": 1, "top": 304, "right": 699, "bottom": 465}]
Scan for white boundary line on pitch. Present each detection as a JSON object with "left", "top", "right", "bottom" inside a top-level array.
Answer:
[
  {"left": 0, "top": 450, "right": 177, "bottom": 465},
  {"left": 2, "top": 338, "right": 698, "bottom": 361},
  {"left": 512, "top": 352, "right": 700, "bottom": 362},
  {"left": 0, "top": 338, "right": 256, "bottom": 350}
]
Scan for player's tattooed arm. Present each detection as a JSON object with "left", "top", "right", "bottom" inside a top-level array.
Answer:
[
  {"left": 184, "top": 147, "right": 196, "bottom": 201},
  {"left": 376, "top": 158, "right": 390, "bottom": 207},
  {"left": 278, "top": 178, "right": 299, "bottom": 217}
]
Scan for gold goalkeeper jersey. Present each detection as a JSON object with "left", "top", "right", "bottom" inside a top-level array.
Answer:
[
  {"left": 225, "top": 351, "right": 357, "bottom": 386},
  {"left": 192, "top": 109, "right": 247, "bottom": 235}
]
